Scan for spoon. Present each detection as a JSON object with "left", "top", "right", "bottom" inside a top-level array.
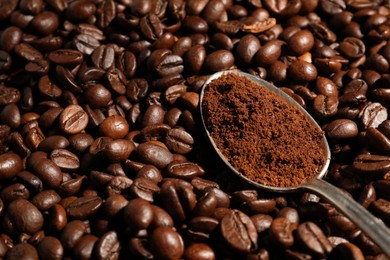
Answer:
[{"left": 200, "top": 70, "right": 390, "bottom": 256}]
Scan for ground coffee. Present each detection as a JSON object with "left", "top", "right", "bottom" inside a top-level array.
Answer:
[{"left": 202, "top": 73, "right": 326, "bottom": 187}]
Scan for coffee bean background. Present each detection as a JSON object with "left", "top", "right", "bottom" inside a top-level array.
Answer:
[{"left": 0, "top": 0, "right": 390, "bottom": 259}]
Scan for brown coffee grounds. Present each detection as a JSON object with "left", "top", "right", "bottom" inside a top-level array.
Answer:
[{"left": 202, "top": 73, "right": 326, "bottom": 188}]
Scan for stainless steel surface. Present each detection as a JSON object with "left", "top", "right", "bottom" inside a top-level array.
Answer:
[{"left": 199, "top": 70, "right": 390, "bottom": 256}]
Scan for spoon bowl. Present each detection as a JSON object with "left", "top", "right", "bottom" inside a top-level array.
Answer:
[{"left": 200, "top": 70, "right": 390, "bottom": 256}]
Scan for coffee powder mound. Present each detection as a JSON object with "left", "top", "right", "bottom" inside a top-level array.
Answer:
[{"left": 202, "top": 73, "right": 326, "bottom": 187}]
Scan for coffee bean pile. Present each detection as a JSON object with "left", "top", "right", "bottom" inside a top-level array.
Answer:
[{"left": 0, "top": 0, "right": 390, "bottom": 259}]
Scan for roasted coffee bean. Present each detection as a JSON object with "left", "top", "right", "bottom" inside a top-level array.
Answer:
[
  {"left": 129, "top": 177, "right": 159, "bottom": 203},
  {"left": 16, "top": 171, "right": 43, "bottom": 192},
  {"left": 91, "top": 45, "right": 115, "bottom": 70},
  {"left": 104, "top": 194, "right": 128, "bottom": 217},
  {"left": 353, "top": 154, "right": 390, "bottom": 176},
  {"left": 31, "top": 189, "right": 61, "bottom": 211},
  {"left": 0, "top": 153, "right": 23, "bottom": 180},
  {"left": 94, "top": 231, "right": 120, "bottom": 260},
  {"left": 0, "top": 183, "right": 30, "bottom": 204},
  {"left": 150, "top": 227, "right": 184, "bottom": 260},
  {"left": 326, "top": 119, "right": 358, "bottom": 140},
  {"left": 6, "top": 199, "right": 43, "bottom": 234},
  {"left": 37, "top": 236, "right": 63, "bottom": 260},
  {"left": 5, "top": 243, "right": 39, "bottom": 260},
  {"left": 99, "top": 115, "right": 129, "bottom": 139},
  {"left": 72, "top": 234, "right": 99, "bottom": 260},
  {"left": 59, "top": 105, "right": 88, "bottom": 135},
  {"left": 167, "top": 161, "right": 204, "bottom": 180},
  {"left": 256, "top": 40, "right": 283, "bottom": 68},
  {"left": 106, "top": 175, "right": 133, "bottom": 196},
  {"left": 50, "top": 149, "right": 80, "bottom": 171},
  {"left": 30, "top": 158, "right": 63, "bottom": 188},
  {"left": 0, "top": 87, "right": 21, "bottom": 106},
  {"left": 102, "top": 139, "right": 135, "bottom": 163},
  {"left": 184, "top": 45, "right": 206, "bottom": 75},
  {"left": 287, "top": 60, "right": 318, "bottom": 83},
  {"left": 60, "top": 220, "right": 87, "bottom": 250},
  {"left": 221, "top": 210, "right": 257, "bottom": 253},
  {"left": 66, "top": 196, "right": 102, "bottom": 220},
  {"left": 136, "top": 141, "right": 173, "bottom": 169},
  {"left": 38, "top": 136, "right": 69, "bottom": 152},
  {"left": 123, "top": 198, "right": 153, "bottom": 230},
  {"left": 204, "top": 50, "right": 234, "bottom": 73},
  {"left": 183, "top": 243, "right": 215, "bottom": 260},
  {"left": 84, "top": 84, "right": 112, "bottom": 109},
  {"left": 269, "top": 217, "right": 294, "bottom": 248},
  {"left": 48, "top": 204, "right": 67, "bottom": 232},
  {"left": 295, "top": 222, "right": 332, "bottom": 257},
  {"left": 126, "top": 78, "right": 148, "bottom": 103}
]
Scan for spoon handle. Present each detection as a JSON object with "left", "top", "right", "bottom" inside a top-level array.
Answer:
[{"left": 302, "top": 178, "right": 390, "bottom": 256}]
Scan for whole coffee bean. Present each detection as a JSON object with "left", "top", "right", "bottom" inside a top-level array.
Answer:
[
  {"left": 360, "top": 102, "right": 388, "bottom": 129},
  {"left": 85, "top": 84, "right": 112, "bottom": 108},
  {"left": 102, "top": 139, "right": 135, "bottom": 163},
  {"left": 0, "top": 104, "right": 20, "bottom": 129},
  {"left": 204, "top": 50, "right": 234, "bottom": 73},
  {"left": 184, "top": 45, "right": 206, "bottom": 75},
  {"left": 167, "top": 161, "right": 204, "bottom": 180},
  {"left": 124, "top": 198, "right": 153, "bottom": 230},
  {"left": 296, "top": 222, "right": 332, "bottom": 257},
  {"left": 221, "top": 210, "right": 257, "bottom": 253},
  {"left": 99, "top": 115, "right": 129, "bottom": 139},
  {"left": 69, "top": 133, "right": 94, "bottom": 153},
  {"left": 72, "top": 234, "right": 99, "bottom": 260},
  {"left": 250, "top": 214, "right": 273, "bottom": 234},
  {"left": 269, "top": 217, "right": 294, "bottom": 248},
  {"left": 31, "top": 189, "right": 61, "bottom": 211},
  {"left": 38, "top": 136, "right": 69, "bottom": 152},
  {"left": 91, "top": 45, "right": 115, "bottom": 70},
  {"left": 183, "top": 243, "right": 215, "bottom": 260},
  {"left": 140, "top": 14, "right": 163, "bottom": 41},
  {"left": 5, "top": 243, "right": 38, "bottom": 260},
  {"left": 150, "top": 205, "right": 174, "bottom": 229},
  {"left": 129, "top": 177, "right": 159, "bottom": 203},
  {"left": 66, "top": 196, "right": 102, "bottom": 220},
  {"left": 31, "top": 11, "right": 59, "bottom": 36},
  {"left": 104, "top": 194, "right": 128, "bottom": 217},
  {"left": 37, "top": 236, "right": 63, "bottom": 260},
  {"left": 0, "top": 87, "right": 21, "bottom": 106},
  {"left": 235, "top": 34, "right": 260, "bottom": 66},
  {"left": 141, "top": 104, "right": 165, "bottom": 128},
  {"left": 0, "top": 183, "right": 30, "bottom": 204},
  {"left": 60, "top": 220, "right": 86, "bottom": 250},
  {"left": 126, "top": 78, "right": 148, "bottom": 103},
  {"left": 0, "top": 26, "right": 22, "bottom": 52},
  {"left": 48, "top": 49, "right": 84, "bottom": 67},
  {"left": 165, "top": 128, "right": 194, "bottom": 154},
  {"left": 16, "top": 171, "right": 42, "bottom": 192},
  {"left": 255, "top": 40, "right": 283, "bottom": 67},
  {"left": 326, "top": 119, "right": 358, "bottom": 140},
  {"left": 150, "top": 227, "right": 184, "bottom": 260},
  {"left": 0, "top": 153, "right": 23, "bottom": 180},
  {"left": 59, "top": 105, "right": 88, "bottom": 135},
  {"left": 94, "top": 231, "right": 121, "bottom": 260},
  {"left": 49, "top": 204, "right": 67, "bottom": 232},
  {"left": 288, "top": 30, "right": 314, "bottom": 55},
  {"left": 6, "top": 199, "right": 43, "bottom": 234},
  {"left": 338, "top": 37, "right": 365, "bottom": 59},
  {"left": 49, "top": 149, "right": 80, "bottom": 171},
  {"left": 136, "top": 142, "right": 173, "bottom": 169},
  {"left": 287, "top": 60, "right": 318, "bottom": 83},
  {"left": 30, "top": 158, "right": 62, "bottom": 188}
]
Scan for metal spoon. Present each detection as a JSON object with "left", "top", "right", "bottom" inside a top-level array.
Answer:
[{"left": 199, "top": 70, "right": 390, "bottom": 256}]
